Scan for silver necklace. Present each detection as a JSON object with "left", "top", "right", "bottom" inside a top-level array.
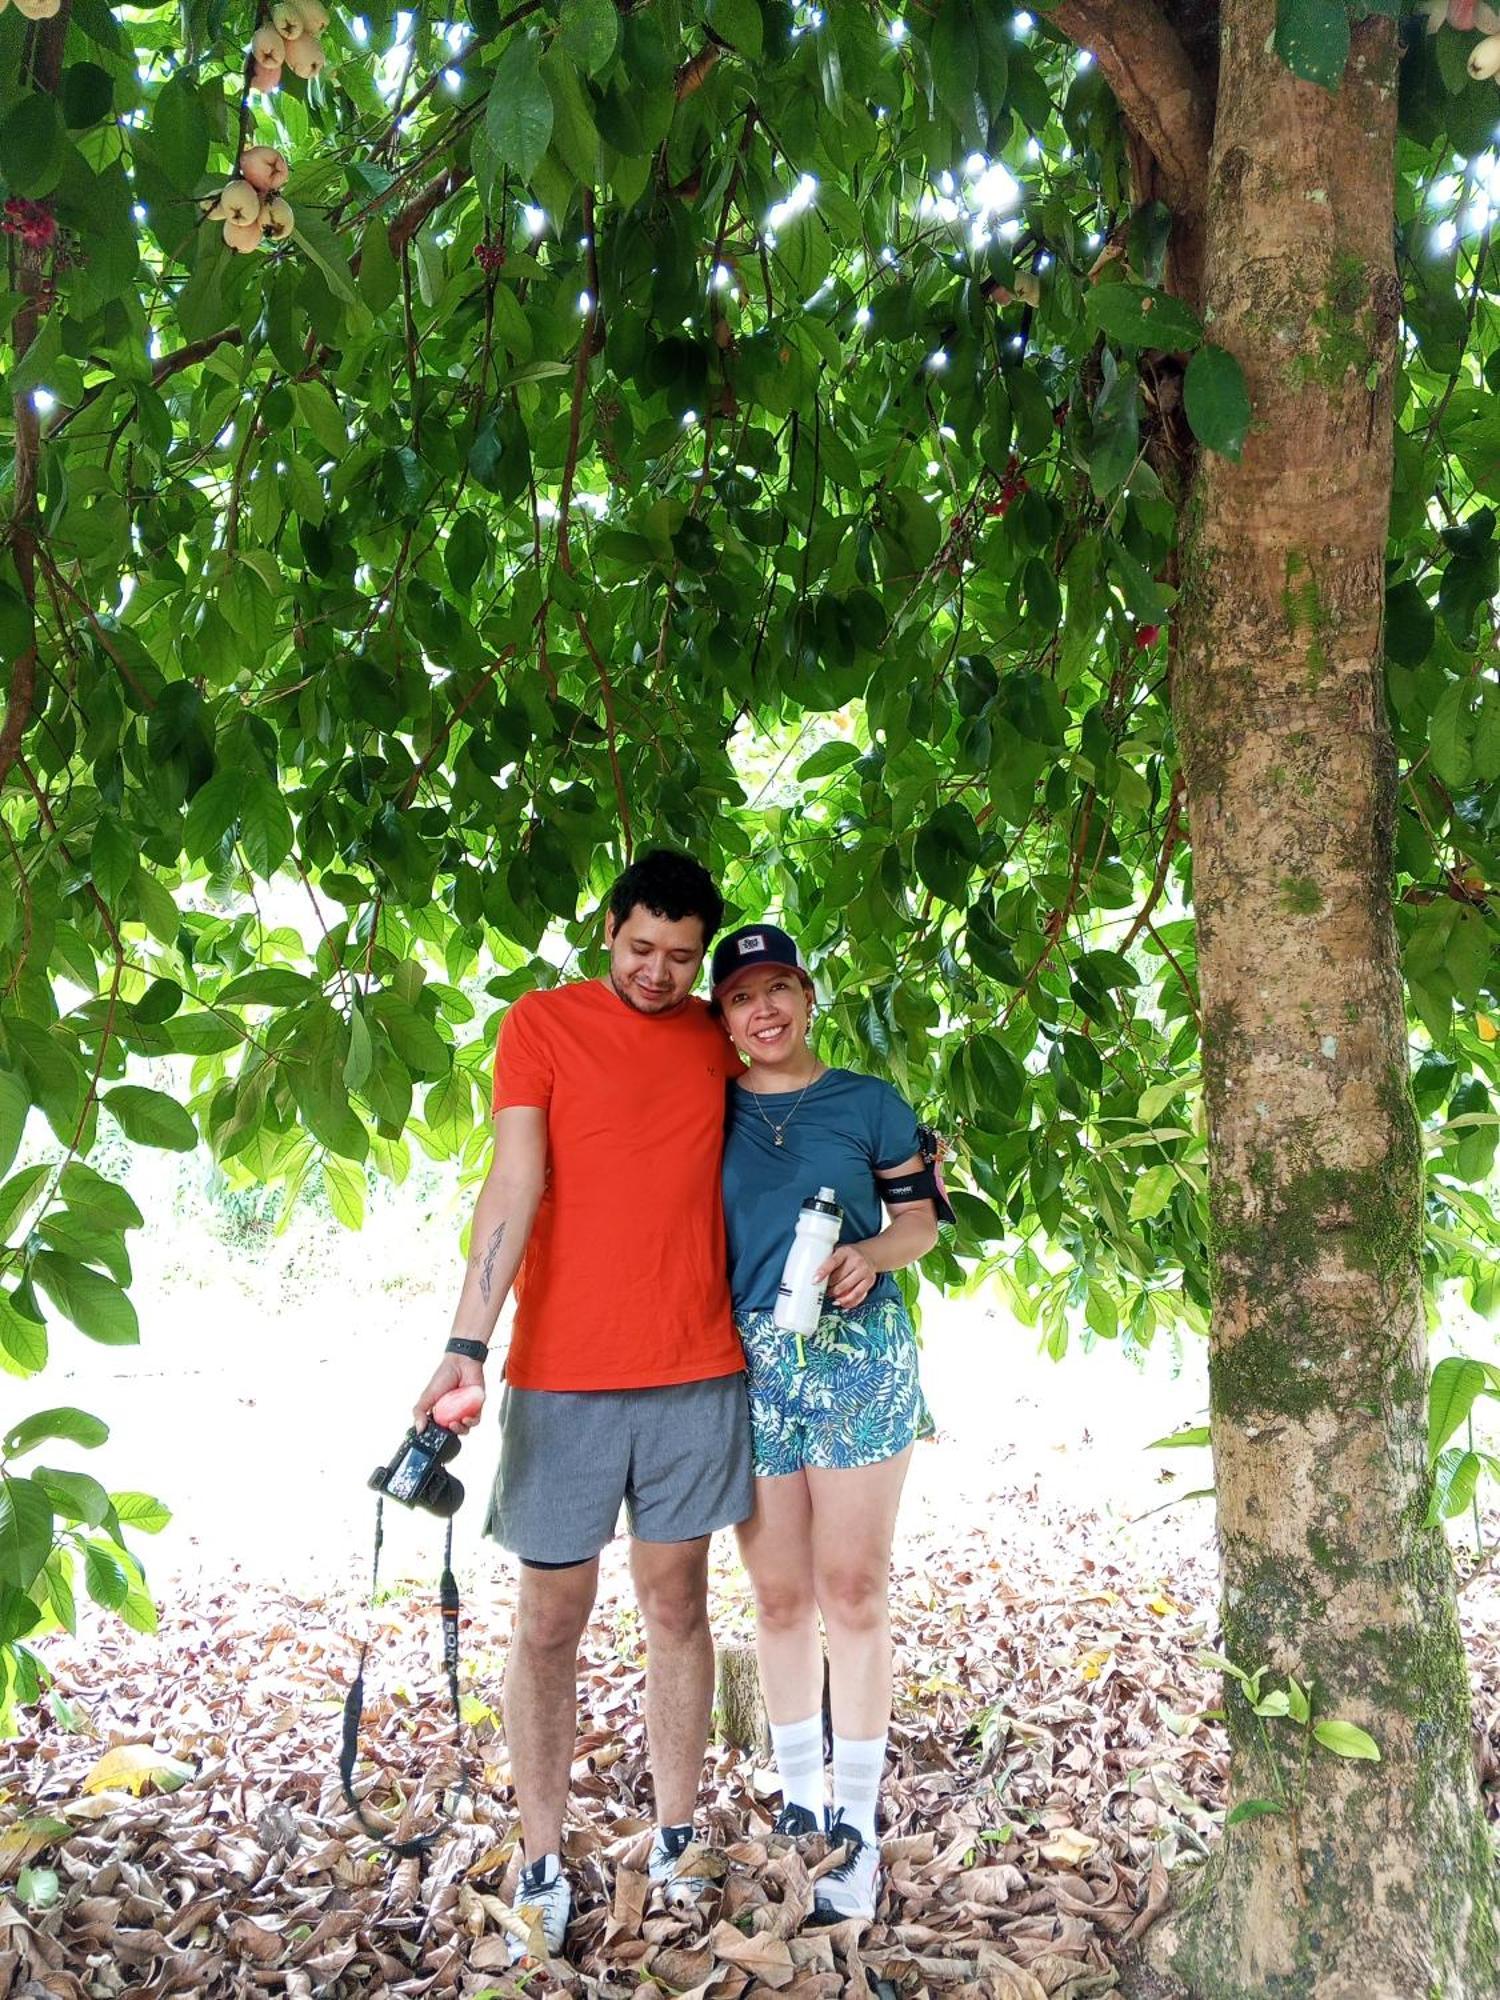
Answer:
[{"left": 745, "top": 1068, "right": 822, "bottom": 1147}]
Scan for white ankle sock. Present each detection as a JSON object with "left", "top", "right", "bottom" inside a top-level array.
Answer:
[
  {"left": 769, "top": 1713, "right": 825, "bottom": 1817},
  {"left": 831, "top": 1731, "right": 886, "bottom": 1845}
]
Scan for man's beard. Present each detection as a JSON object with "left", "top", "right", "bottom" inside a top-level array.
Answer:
[{"left": 608, "top": 969, "right": 684, "bottom": 1015}]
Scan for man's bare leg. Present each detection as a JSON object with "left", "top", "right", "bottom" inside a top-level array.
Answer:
[
  {"left": 504, "top": 1558, "right": 600, "bottom": 1861},
  {"left": 629, "top": 1535, "right": 713, "bottom": 1825}
]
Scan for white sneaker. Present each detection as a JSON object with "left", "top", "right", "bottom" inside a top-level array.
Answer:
[
  {"left": 648, "top": 1822, "right": 713, "bottom": 1902},
  {"left": 814, "top": 1812, "right": 880, "bottom": 1921},
  {"left": 512, "top": 1853, "right": 572, "bottom": 1957}
]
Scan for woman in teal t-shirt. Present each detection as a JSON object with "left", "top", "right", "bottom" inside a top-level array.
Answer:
[{"left": 710, "top": 921, "right": 947, "bottom": 1925}]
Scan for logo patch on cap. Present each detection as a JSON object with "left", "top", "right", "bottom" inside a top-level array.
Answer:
[{"left": 737, "top": 935, "right": 765, "bottom": 955}]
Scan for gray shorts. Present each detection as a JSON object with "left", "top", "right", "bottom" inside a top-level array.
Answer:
[{"left": 482, "top": 1373, "right": 754, "bottom": 1564}]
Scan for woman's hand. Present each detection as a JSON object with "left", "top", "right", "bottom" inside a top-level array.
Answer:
[
  {"left": 818, "top": 1243, "right": 878, "bottom": 1310},
  {"left": 413, "top": 1353, "right": 487, "bottom": 1431}
]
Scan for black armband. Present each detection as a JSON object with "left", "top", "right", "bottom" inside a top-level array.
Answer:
[
  {"left": 876, "top": 1163, "right": 956, "bottom": 1226},
  {"left": 444, "top": 1337, "right": 490, "bottom": 1362}
]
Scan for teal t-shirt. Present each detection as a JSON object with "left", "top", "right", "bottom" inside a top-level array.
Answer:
[{"left": 722, "top": 1068, "right": 921, "bottom": 1315}]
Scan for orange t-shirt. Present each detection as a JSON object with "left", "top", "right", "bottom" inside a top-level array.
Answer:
[{"left": 491, "top": 980, "right": 744, "bottom": 1391}]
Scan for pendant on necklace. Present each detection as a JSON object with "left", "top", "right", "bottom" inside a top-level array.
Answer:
[{"left": 774, "top": 1131, "right": 784, "bottom": 1147}]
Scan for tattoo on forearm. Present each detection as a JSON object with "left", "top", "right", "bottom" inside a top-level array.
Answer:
[{"left": 478, "top": 1222, "right": 507, "bottom": 1304}]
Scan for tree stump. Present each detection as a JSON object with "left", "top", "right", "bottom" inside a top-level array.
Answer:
[{"left": 713, "top": 1641, "right": 770, "bottom": 1758}]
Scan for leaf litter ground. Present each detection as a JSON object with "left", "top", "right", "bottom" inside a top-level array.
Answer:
[{"left": 6, "top": 1499, "right": 1500, "bottom": 2000}]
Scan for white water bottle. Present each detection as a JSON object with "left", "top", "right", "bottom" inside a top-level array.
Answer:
[{"left": 774, "top": 1189, "right": 843, "bottom": 1336}]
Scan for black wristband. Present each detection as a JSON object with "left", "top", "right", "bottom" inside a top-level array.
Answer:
[{"left": 444, "top": 1338, "right": 489, "bottom": 1363}]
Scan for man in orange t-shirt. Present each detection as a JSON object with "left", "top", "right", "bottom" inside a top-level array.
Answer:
[{"left": 411, "top": 850, "right": 748, "bottom": 1957}]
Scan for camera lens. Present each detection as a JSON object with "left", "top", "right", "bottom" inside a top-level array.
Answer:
[{"left": 423, "top": 1467, "right": 464, "bottom": 1518}]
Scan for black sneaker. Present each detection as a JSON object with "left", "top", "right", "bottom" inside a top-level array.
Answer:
[
  {"left": 814, "top": 1811, "right": 879, "bottom": 1920},
  {"left": 771, "top": 1801, "right": 820, "bottom": 1838}
]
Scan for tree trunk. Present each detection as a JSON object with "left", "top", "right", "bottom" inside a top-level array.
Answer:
[
  {"left": 714, "top": 1641, "right": 770, "bottom": 1759},
  {"left": 1162, "top": 7, "right": 1497, "bottom": 1994}
]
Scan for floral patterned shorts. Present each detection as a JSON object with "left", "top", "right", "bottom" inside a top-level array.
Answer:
[{"left": 737, "top": 1291, "right": 935, "bottom": 1478}]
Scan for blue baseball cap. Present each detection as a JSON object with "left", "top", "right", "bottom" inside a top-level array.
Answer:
[{"left": 710, "top": 923, "right": 806, "bottom": 998}]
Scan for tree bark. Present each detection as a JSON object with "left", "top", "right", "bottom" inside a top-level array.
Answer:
[
  {"left": 714, "top": 1641, "right": 770, "bottom": 1759},
  {"left": 1161, "top": 6, "right": 1497, "bottom": 1993}
]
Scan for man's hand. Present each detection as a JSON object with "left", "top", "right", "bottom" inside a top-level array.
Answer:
[
  {"left": 414, "top": 1352, "right": 487, "bottom": 1431},
  {"left": 817, "top": 1244, "right": 878, "bottom": 1311}
]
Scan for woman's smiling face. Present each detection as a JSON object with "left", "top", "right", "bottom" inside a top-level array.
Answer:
[{"left": 720, "top": 963, "right": 813, "bottom": 1070}]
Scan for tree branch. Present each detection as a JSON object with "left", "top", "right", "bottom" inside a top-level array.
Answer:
[
  {"left": 1047, "top": 0, "right": 1213, "bottom": 223},
  {"left": 2, "top": 7, "right": 72, "bottom": 796}
]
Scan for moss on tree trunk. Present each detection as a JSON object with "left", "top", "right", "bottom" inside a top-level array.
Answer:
[{"left": 1158, "top": 6, "right": 1498, "bottom": 1993}]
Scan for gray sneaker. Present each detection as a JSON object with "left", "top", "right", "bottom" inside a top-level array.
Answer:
[
  {"left": 512, "top": 1853, "right": 572, "bottom": 1957},
  {"left": 648, "top": 1822, "right": 714, "bottom": 1903}
]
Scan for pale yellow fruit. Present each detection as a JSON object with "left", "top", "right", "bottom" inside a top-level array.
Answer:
[
  {"left": 271, "top": 0, "right": 305, "bottom": 37},
  {"left": 1477, "top": 2, "right": 1500, "bottom": 29},
  {"left": 295, "top": 0, "right": 328, "bottom": 32},
  {"left": 15, "top": 0, "right": 63, "bottom": 19},
  {"left": 219, "top": 178, "right": 262, "bottom": 227},
  {"left": 262, "top": 195, "right": 295, "bottom": 242},
  {"left": 250, "top": 60, "right": 282, "bottom": 91},
  {"left": 1468, "top": 29, "right": 1500, "bottom": 75},
  {"left": 239, "top": 145, "right": 289, "bottom": 193},
  {"left": 251, "top": 23, "right": 286, "bottom": 63},
  {"left": 223, "top": 217, "right": 264, "bottom": 253},
  {"left": 283, "top": 31, "right": 326, "bottom": 77}
]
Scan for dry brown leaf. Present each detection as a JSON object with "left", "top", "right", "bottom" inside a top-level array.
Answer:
[
  {"left": 1037, "top": 1829, "right": 1099, "bottom": 1867},
  {"left": 707, "top": 1920, "right": 797, "bottom": 1988},
  {"left": 226, "top": 1916, "right": 284, "bottom": 1964}
]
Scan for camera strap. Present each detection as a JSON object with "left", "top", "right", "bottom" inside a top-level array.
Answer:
[{"left": 338, "top": 1496, "right": 471, "bottom": 1857}]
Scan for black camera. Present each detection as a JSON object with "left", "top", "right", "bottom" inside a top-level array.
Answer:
[{"left": 369, "top": 1420, "right": 464, "bottom": 1516}]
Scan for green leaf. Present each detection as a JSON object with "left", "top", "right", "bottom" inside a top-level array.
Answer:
[
  {"left": 148, "top": 72, "right": 210, "bottom": 191},
  {"left": 4, "top": 1407, "right": 109, "bottom": 1458},
  {"left": 560, "top": 0, "right": 619, "bottom": 73},
  {"left": 445, "top": 512, "right": 491, "bottom": 598},
  {"left": 796, "top": 741, "right": 861, "bottom": 781},
  {"left": 183, "top": 767, "right": 245, "bottom": 863},
  {"left": 31, "top": 1254, "right": 139, "bottom": 1346},
  {"left": 359, "top": 214, "right": 401, "bottom": 314},
  {"left": 321, "top": 1155, "right": 366, "bottom": 1230},
  {"left": 293, "top": 214, "right": 361, "bottom": 307},
  {"left": 373, "top": 995, "right": 452, "bottom": 1077},
  {"left": 1225, "top": 1797, "right": 1286, "bottom": 1827},
  {"left": 0, "top": 95, "right": 66, "bottom": 200},
  {"left": 1085, "top": 283, "right": 1204, "bottom": 353},
  {"left": 1274, "top": 0, "right": 1351, "bottom": 90},
  {"left": 239, "top": 776, "right": 295, "bottom": 880},
  {"left": 110, "top": 1491, "right": 171, "bottom": 1533},
  {"left": 34, "top": 1468, "right": 110, "bottom": 1528},
  {"left": 913, "top": 803, "right": 981, "bottom": 906},
  {"left": 1429, "top": 1354, "right": 1489, "bottom": 1463},
  {"left": 0, "top": 1293, "right": 46, "bottom": 1377},
  {"left": 929, "top": 0, "right": 980, "bottom": 142},
  {"left": 1150, "top": 1424, "right": 1211, "bottom": 1449},
  {"left": 0, "top": 1477, "right": 53, "bottom": 1590},
  {"left": 1184, "top": 345, "right": 1252, "bottom": 460},
  {"left": 487, "top": 31, "right": 554, "bottom": 184},
  {"left": 1129, "top": 1164, "right": 1176, "bottom": 1222},
  {"left": 0, "top": 1070, "right": 28, "bottom": 1185},
  {"left": 1427, "top": 1444, "right": 1483, "bottom": 1523},
  {"left": 90, "top": 815, "right": 136, "bottom": 908},
  {"left": 82, "top": 1540, "right": 128, "bottom": 1611},
  {"left": 1311, "top": 1718, "right": 1381, "bottom": 1761},
  {"left": 344, "top": 1006, "right": 373, "bottom": 1093},
  {"left": 103, "top": 1086, "right": 197, "bottom": 1152},
  {"left": 706, "top": 0, "right": 763, "bottom": 60}
]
